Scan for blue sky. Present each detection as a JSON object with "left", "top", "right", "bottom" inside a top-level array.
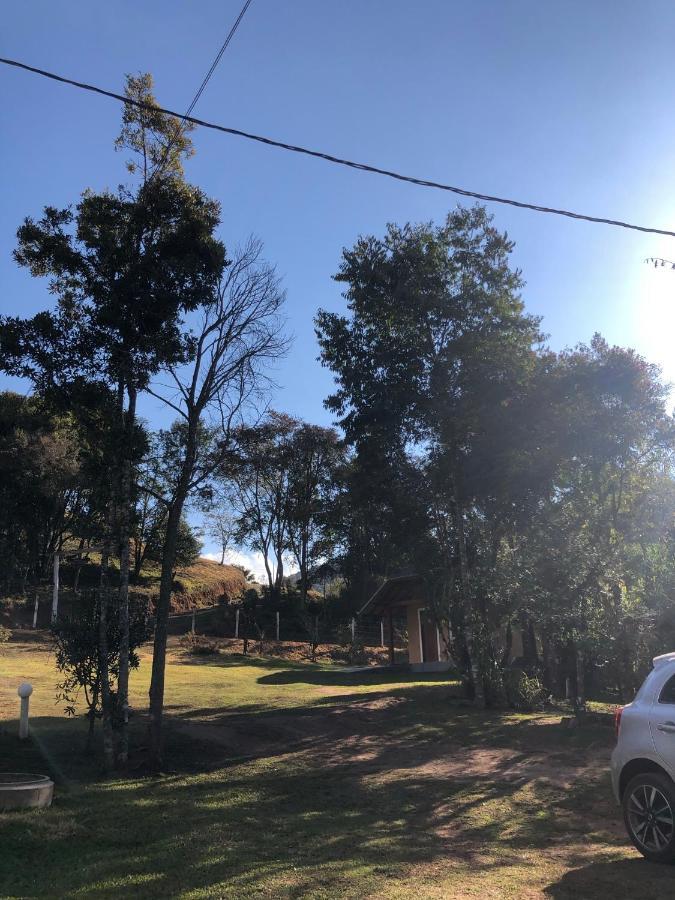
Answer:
[{"left": 3, "top": 0, "right": 675, "bottom": 570}]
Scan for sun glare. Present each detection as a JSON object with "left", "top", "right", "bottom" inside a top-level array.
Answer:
[{"left": 634, "top": 256, "right": 675, "bottom": 397}]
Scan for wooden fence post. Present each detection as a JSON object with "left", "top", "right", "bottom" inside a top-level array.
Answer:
[
  {"left": 380, "top": 619, "right": 384, "bottom": 647},
  {"left": 276, "top": 610, "right": 280, "bottom": 642},
  {"left": 32, "top": 595, "right": 39, "bottom": 630},
  {"left": 388, "top": 608, "right": 395, "bottom": 665},
  {"left": 51, "top": 552, "right": 60, "bottom": 623}
]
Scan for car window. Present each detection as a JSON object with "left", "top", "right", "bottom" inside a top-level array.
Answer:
[{"left": 659, "top": 673, "right": 675, "bottom": 704}]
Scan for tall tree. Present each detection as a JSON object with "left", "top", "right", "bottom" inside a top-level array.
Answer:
[
  {"left": 505, "top": 337, "right": 675, "bottom": 704},
  {"left": 141, "top": 238, "right": 287, "bottom": 769},
  {"left": 0, "top": 74, "right": 226, "bottom": 768},
  {"left": 286, "top": 423, "right": 344, "bottom": 602},
  {"left": 230, "top": 412, "right": 298, "bottom": 599},
  {"left": 316, "top": 206, "right": 543, "bottom": 705}
]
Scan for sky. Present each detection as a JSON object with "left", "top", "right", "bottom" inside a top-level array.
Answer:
[{"left": 3, "top": 0, "right": 675, "bottom": 575}]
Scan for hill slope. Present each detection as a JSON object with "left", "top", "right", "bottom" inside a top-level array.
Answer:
[
  {"left": 131, "top": 556, "right": 248, "bottom": 612},
  {"left": 1, "top": 556, "right": 249, "bottom": 620}
]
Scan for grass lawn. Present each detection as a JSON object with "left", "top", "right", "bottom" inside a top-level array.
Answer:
[{"left": 2, "top": 634, "right": 675, "bottom": 899}]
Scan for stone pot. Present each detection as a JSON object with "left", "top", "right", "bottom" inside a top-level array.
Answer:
[{"left": 0, "top": 773, "right": 54, "bottom": 810}]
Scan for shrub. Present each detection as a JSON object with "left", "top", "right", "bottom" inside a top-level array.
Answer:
[
  {"left": 0, "top": 625, "right": 11, "bottom": 644},
  {"left": 504, "top": 669, "right": 549, "bottom": 711},
  {"left": 334, "top": 623, "right": 367, "bottom": 665},
  {"left": 178, "top": 632, "right": 219, "bottom": 656}
]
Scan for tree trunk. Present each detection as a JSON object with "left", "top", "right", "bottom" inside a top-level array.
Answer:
[
  {"left": 520, "top": 612, "right": 539, "bottom": 670},
  {"left": 575, "top": 645, "right": 587, "bottom": 714},
  {"left": 451, "top": 496, "right": 486, "bottom": 708},
  {"left": 116, "top": 385, "right": 137, "bottom": 768},
  {"left": 540, "top": 632, "right": 556, "bottom": 695},
  {"left": 98, "top": 538, "right": 115, "bottom": 773},
  {"left": 85, "top": 678, "right": 100, "bottom": 755},
  {"left": 148, "top": 460, "right": 191, "bottom": 771},
  {"left": 501, "top": 621, "right": 513, "bottom": 669}
]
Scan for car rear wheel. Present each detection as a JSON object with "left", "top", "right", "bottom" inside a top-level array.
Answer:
[{"left": 623, "top": 772, "right": 675, "bottom": 863}]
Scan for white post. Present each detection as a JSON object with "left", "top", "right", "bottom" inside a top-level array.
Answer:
[
  {"left": 380, "top": 619, "right": 384, "bottom": 647},
  {"left": 18, "top": 682, "right": 33, "bottom": 739},
  {"left": 235, "top": 608, "right": 240, "bottom": 639},
  {"left": 350, "top": 617, "right": 356, "bottom": 641},
  {"left": 32, "top": 595, "right": 39, "bottom": 630},
  {"left": 51, "top": 552, "right": 60, "bottom": 623},
  {"left": 276, "top": 610, "right": 280, "bottom": 642},
  {"left": 191, "top": 609, "right": 196, "bottom": 634}
]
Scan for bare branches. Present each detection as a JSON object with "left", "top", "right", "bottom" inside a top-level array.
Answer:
[{"left": 150, "top": 237, "right": 288, "bottom": 444}]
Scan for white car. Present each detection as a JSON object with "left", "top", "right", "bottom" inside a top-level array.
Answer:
[{"left": 611, "top": 651, "right": 675, "bottom": 862}]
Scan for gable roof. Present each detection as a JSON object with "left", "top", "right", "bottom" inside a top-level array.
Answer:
[{"left": 357, "top": 573, "right": 424, "bottom": 617}]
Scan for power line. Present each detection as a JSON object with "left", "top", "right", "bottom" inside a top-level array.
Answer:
[
  {"left": 2, "top": 54, "right": 675, "bottom": 240},
  {"left": 185, "top": 0, "right": 253, "bottom": 121},
  {"left": 155, "top": 0, "right": 254, "bottom": 177}
]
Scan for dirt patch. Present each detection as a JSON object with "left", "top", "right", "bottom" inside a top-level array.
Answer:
[
  {"left": 169, "top": 691, "right": 611, "bottom": 793},
  {"left": 170, "top": 694, "right": 410, "bottom": 760},
  {"left": 371, "top": 746, "right": 609, "bottom": 788},
  {"left": 175, "top": 635, "right": 396, "bottom": 666}
]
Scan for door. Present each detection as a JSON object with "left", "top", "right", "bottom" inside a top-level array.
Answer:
[
  {"left": 651, "top": 672, "right": 675, "bottom": 771},
  {"left": 418, "top": 608, "right": 439, "bottom": 663}
]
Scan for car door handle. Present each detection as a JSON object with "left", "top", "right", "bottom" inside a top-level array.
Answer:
[{"left": 657, "top": 722, "right": 675, "bottom": 734}]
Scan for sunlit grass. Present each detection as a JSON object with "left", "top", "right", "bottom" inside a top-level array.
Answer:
[{"left": 1, "top": 636, "right": 673, "bottom": 898}]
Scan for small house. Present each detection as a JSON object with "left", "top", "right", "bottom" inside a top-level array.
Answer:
[
  {"left": 359, "top": 573, "right": 525, "bottom": 672},
  {"left": 358, "top": 574, "right": 452, "bottom": 672}
]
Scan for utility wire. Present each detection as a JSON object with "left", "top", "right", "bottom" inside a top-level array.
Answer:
[
  {"left": 2, "top": 55, "right": 675, "bottom": 239},
  {"left": 185, "top": 0, "right": 253, "bottom": 121},
  {"left": 154, "top": 0, "right": 253, "bottom": 177}
]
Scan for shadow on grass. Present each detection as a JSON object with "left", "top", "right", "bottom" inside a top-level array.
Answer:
[
  {"left": 256, "top": 667, "right": 459, "bottom": 688},
  {"left": 172, "top": 651, "right": 326, "bottom": 672},
  {"left": 544, "top": 856, "right": 675, "bottom": 898},
  {"left": 0, "top": 665, "right": 638, "bottom": 899},
  {"left": 0, "top": 709, "right": 642, "bottom": 900}
]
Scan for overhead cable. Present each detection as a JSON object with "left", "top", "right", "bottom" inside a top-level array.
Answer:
[
  {"left": 2, "top": 55, "right": 674, "bottom": 239},
  {"left": 154, "top": 0, "right": 254, "bottom": 176}
]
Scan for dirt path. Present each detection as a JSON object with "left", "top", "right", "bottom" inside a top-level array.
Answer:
[{"left": 169, "top": 693, "right": 610, "bottom": 789}]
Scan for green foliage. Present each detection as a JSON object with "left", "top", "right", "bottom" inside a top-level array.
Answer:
[
  {"left": 51, "top": 592, "right": 150, "bottom": 729},
  {"left": 503, "top": 670, "right": 549, "bottom": 711},
  {"left": 0, "top": 624, "right": 11, "bottom": 644},
  {"left": 0, "top": 392, "right": 92, "bottom": 593},
  {"left": 230, "top": 413, "right": 344, "bottom": 600},
  {"left": 115, "top": 73, "right": 195, "bottom": 181},
  {"left": 144, "top": 517, "right": 202, "bottom": 571},
  {"left": 316, "top": 206, "right": 675, "bottom": 704}
]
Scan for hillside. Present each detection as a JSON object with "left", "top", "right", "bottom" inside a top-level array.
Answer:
[
  {"left": 130, "top": 556, "right": 249, "bottom": 613},
  {"left": 1, "top": 556, "right": 249, "bottom": 622}
]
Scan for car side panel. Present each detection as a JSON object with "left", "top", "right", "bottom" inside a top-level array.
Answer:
[
  {"left": 649, "top": 665, "right": 675, "bottom": 777},
  {"left": 611, "top": 667, "right": 673, "bottom": 803}
]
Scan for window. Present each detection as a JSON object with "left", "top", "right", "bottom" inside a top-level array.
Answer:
[{"left": 659, "top": 674, "right": 675, "bottom": 704}]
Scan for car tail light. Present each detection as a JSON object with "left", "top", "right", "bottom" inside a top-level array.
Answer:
[{"left": 614, "top": 705, "right": 624, "bottom": 738}]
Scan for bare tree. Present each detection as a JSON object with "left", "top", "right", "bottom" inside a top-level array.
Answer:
[{"left": 143, "top": 238, "right": 288, "bottom": 769}]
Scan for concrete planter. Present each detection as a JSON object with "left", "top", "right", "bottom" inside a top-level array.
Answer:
[{"left": 0, "top": 774, "right": 54, "bottom": 810}]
